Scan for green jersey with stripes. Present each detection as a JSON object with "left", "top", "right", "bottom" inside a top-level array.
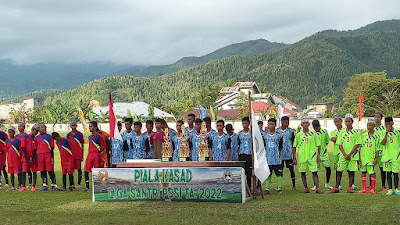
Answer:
[
  {"left": 294, "top": 131, "right": 321, "bottom": 163},
  {"left": 331, "top": 128, "right": 345, "bottom": 157},
  {"left": 381, "top": 129, "right": 400, "bottom": 163},
  {"left": 337, "top": 128, "right": 362, "bottom": 161},
  {"left": 360, "top": 132, "right": 380, "bottom": 165},
  {"left": 311, "top": 129, "right": 330, "bottom": 159},
  {"left": 374, "top": 124, "right": 386, "bottom": 152}
]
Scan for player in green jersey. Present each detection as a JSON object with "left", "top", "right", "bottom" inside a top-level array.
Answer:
[
  {"left": 330, "top": 114, "right": 344, "bottom": 190},
  {"left": 357, "top": 119, "right": 380, "bottom": 194},
  {"left": 374, "top": 112, "right": 387, "bottom": 191},
  {"left": 381, "top": 117, "right": 400, "bottom": 196},
  {"left": 331, "top": 114, "right": 362, "bottom": 193},
  {"left": 311, "top": 120, "right": 333, "bottom": 190},
  {"left": 293, "top": 118, "right": 323, "bottom": 194}
]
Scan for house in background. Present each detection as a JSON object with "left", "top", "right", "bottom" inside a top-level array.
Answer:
[
  {"left": 0, "top": 98, "right": 44, "bottom": 120},
  {"left": 307, "top": 102, "right": 334, "bottom": 113},
  {"left": 93, "top": 101, "right": 174, "bottom": 119}
]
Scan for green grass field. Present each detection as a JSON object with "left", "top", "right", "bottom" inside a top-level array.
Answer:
[{"left": 1, "top": 141, "right": 400, "bottom": 225}]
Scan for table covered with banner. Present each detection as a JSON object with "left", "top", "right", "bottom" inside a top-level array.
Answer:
[{"left": 92, "top": 160, "right": 246, "bottom": 203}]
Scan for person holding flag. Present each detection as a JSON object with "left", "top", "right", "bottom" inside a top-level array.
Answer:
[{"left": 293, "top": 118, "right": 323, "bottom": 194}]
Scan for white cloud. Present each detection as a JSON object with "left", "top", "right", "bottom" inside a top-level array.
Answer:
[{"left": 0, "top": 0, "right": 398, "bottom": 65}]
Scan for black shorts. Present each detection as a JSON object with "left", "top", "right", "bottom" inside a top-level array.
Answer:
[
  {"left": 269, "top": 164, "right": 283, "bottom": 176},
  {"left": 238, "top": 154, "right": 252, "bottom": 173},
  {"left": 282, "top": 160, "right": 294, "bottom": 169}
]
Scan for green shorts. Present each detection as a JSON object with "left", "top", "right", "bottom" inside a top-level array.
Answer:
[
  {"left": 319, "top": 157, "right": 331, "bottom": 168},
  {"left": 360, "top": 165, "right": 375, "bottom": 174},
  {"left": 298, "top": 161, "right": 318, "bottom": 173},
  {"left": 333, "top": 155, "right": 339, "bottom": 170},
  {"left": 337, "top": 159, "right": 358, "bottom": 172},
  {"left": 383, "top": 161, "right": 400, "bottom": 173},
  {"left": 378, "top": 155, "right": 383, "bottom": 168}
]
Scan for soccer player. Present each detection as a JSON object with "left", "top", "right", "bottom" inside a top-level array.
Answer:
[
  {"left": 82, "top": 121, "right": 106, "bottom": 192},
  {"left": 331, "top": 114, "right": 361, "bottom": 193},
  {"left": 203, "top": 116, "right": 217, "bottom": 139},
  {"left": 330, "top": 114, "right": 344, "bottom": 190},
  {"left": 210, "top": 120, "right": 231, "bottom": 161},
  {"left": 67, "top": 120, "right": 85, "bottom": 188},
  {"left": 0, "top": 128, "right": 10, "bottom": 189},
  {"left": 52, "top": 132, "right": 74, "bottom": 191},
  {"left": 189, "top": 119, "right": 203, "bottom": 161},
  {"left": 238, "top": 117, "right": 253, "bottom": 190},
  {"left": 226, "top": 124, "right": 238, "bottom": 161},
  {"left": 277, "top": 116, "right": 296, "bottom": 190},
  {"left": 381, "top": 117, "right": 400, "bottom": 195},
  {"left": 128, "top": 122, "right": 150, "bottom": 159},
  {"left": 20, "top": 125, "right": 39, "bottom": 192},
  {"left": 97, "top": 128, "right": 110, "bottom": 168},
  {"left": 5, "top": 126, "right": 22, "bottom": 190},
  {"left": 111, "top": 121, "right": 123, "bottom": 167},
  {"left": 143, "top": 120, "right": 154, "bottom": 159},
  {"left": 185, "top": 113, "right": 196, "bottom": 140},
  {"left": 293, "top": 118, "right": 323, "bottom": 194},
  {"left": 258, "top": 121, "right": 264, "bottom": 130},
  {"left": 358, "top": 119, "right": 380, "bottom": 194},
  {"left": 171, "top": 120, "right": 185, "bottom": 161},
  {"left": 16, "top": 122, "right": 33, "bottom": 189},
  {"left": 34, "top": 123, "right": 57, "bottom": 191},
  {"left": 311, "top": 120, "right": 333, "bottom": 190},
  {"left": 374, "top": 112, "right": 387, "bottom": 191},
  {"left": 150, "top": 118, "right": 165, "bottom": 159},
  {"left": 122, "top": 118, "right": 135, "bottom": 160},
  {"left": 263, "top": 118, "right": 283, "bottom": 195}
]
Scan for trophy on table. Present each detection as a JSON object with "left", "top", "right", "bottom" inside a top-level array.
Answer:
[
  {"left": 162, "top": 128, "right": 173, "bottom": 162},
  {"left": 198, "top": 122, "right": 210, "bottom": 161},
  {"left": 179, "top": 125, "right": 191, "bottom": 161}
]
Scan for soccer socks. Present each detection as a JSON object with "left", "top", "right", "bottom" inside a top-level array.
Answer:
[
  {"left": 48, "top": 171, "right": 56, "bottom": 187},
  {"left": 394, "top": 173, "right": 399, "bottom": 189},
  {"left": 22, "top": 172, "right": 27, "bottom": 187},
  {"left": 289, "top": 167, "right": 296, "bottom": 187},
  {"left": 17, "top": 174, "right": 22, "bottom": 188},
  {"left": 380, "top": 167, "right": 386, "bottom": 187},
  {"left": 361, "top": 172, "right": 367, "bottom": 190},
  {"left": 27, "top": 171, "right": 32, "bottom": 185},
  {"left": 10, "top": 174, "right": 15, "bottom": 187},
  {"left": 41, "top": 172, "right": 48, "bottom": 186},
  {"left": 371, "top": 174, "right": 376, "bottom": 191},
  {"left": 62, "top": 175, "right": 67, "bottom": 189},
  {"left": 32, "top": 172, "right": 37, "bottom": 187},
  {"left": 85, "top": 172, "right": 90, "bottom": 189},
  {"left": 69, "top": 174, "right": 75, "bottom": 187},
  {"left": 265, "top": 176, "right": 272, "bottom": 190},
  {"left": 277, "top": 176, "right": 282, "bottom": 190},
  {"left": 78, "top": 169, "right": 82, "bottom": 185},
  {"left": 2, "top": 168, "right": 9, "bottom": 185},
  {"left": 326, "top": 167, "right": 331, "bottom": 184},
  {"left": 387, "top": 172, "right": 393, "bottom": 190}
]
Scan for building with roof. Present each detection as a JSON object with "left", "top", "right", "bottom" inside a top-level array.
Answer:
[
  {"left": 0, "top": 98, "right": 44, "bottom": 120},
  {"left": 93, "top": 102, "right": 174, "bottom": 119}
]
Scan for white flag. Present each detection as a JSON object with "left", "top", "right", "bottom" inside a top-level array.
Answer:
[
  {"left": 251, "top": 106, "right": 270, "bottom": 182},
  {"left": 277, "top": 103, "right": 285, "bottom": 127}
]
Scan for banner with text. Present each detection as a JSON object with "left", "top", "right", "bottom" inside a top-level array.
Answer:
[{"left": 92, "top": 167, "right": 246, "bottom": 203}]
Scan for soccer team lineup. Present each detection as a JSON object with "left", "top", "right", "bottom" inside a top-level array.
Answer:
[{"left": 1, "top": 111, "right": 399, "bottom": 196}]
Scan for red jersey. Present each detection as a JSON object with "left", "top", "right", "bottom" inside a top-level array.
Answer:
[
  {"left": 34, "top": 133, "right": 55, "bottom": 154},
  {"left": 67, "top": 131, "right": 85, "bottom": 159},
  {"left": 6, "top": 138, "right": 22, "bottom": 167},
  {"left": 150, "top": 131, "right": 165, "bottom": 145},
  {"left": 21, "top": 133, "right": 35, "bottom": 160},
  {"left": 56, "top": 138, "right": 73, "bottom": 166},
  {"left": 88, "top": 134, "right": 106, "bottom": 153}
]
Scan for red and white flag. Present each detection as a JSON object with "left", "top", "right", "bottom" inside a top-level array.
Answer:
[
  {"left": 358, "top": 93, "right": 364, "bottom": 122},
  {"left": 109, "top": 92, "right": 122, "bottom": 141}
]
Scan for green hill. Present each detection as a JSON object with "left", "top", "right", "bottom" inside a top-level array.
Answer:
[
  {"left": 28, "top": 20, "right": 400, "bottom": 115},
  {"left": 121, "top": 39, "right": 288, "bottom": 76}
]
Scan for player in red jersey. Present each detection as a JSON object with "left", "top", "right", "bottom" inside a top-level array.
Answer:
[
  {"left": 66, "top": 120, "right": 85, "bottom": 188},
  {"left": 16, "top": 122, "right": 34, "bottom": 189},
  {"left": 82, "top": 121, "right": 106, "bottom": 192},
  {"left": 5, "top": 126, "right": 22, "bottom": 190},
  {"left": 0, "top": 129, "right": 10, "bottom": 189},
  {"left": 53, "top": 132, "right": 74, "bottom": 191},
  {"left": 34, "top": 123, "right": 57, "bottom": 191},
  {"left": 20, "top": 124, "right": 39, "bottom": 192}
]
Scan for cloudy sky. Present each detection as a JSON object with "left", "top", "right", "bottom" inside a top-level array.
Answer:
[{"left": 0, "top": 0, "right": 398, "bottom": 65}]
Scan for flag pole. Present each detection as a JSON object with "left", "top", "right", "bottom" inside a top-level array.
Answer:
[{"left": 248, "top": 91, "right": 257, "bottom": 199}]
